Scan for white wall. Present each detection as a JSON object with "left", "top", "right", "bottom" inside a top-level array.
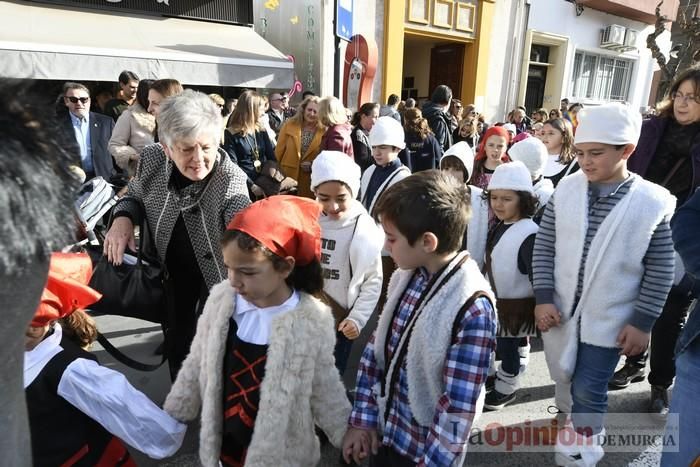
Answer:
[{"left": 527, "top": 0, "right": 671, "bottom": 111}]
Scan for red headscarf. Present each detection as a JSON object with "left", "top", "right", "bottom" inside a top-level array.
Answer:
[
  {"left": 227, "top": 195, "right": 322, "bottom": 266},
  {"left": 475, "top": 126, "right": 512, "bottom": 162},
  {"left": 32, "top": 252, "right": 102, "bottom": 327}
]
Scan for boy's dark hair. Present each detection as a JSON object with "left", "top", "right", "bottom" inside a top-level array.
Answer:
[
  {"left": 387, "top": 94, "right": 400, "bottom": 106},
  {"left": 440, "top": 156, "right": 470, "bottom": 182},
  {"left": 431, "top": 85, "right": 453, "bottom": 106},
  {"left": 302, "top": 90, "right": 316, "bottom": 99},
  {"left": 482, "top": 190, "right": 539, "bottom": 219},
  {"left": 221, "top": 230, "right": 324, "bottom": 295},
  {"left": 373, "top": 170, "right": 470, "bottom": 254},
  {"left": 118, "top": 70, "right": 140, "bottom": 84}
]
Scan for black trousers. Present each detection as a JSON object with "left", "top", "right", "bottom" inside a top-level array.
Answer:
[
  {"left": 369, "top": 446, "right": 416, "bottom": 467},
  {"left": 165, "top": 277, "right": 208, "bottom": 381},
  {"left": 624, "top": 286, "right": 692, "bottom": 388}
]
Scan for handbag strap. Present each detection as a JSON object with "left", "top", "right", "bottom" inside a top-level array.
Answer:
[{"left": 96, "top": 332, "right": 166, "bottom": 372}]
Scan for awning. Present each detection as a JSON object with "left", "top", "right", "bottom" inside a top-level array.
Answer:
[{"left": 0, "top": 1, "right": 295, "bottom": 88}]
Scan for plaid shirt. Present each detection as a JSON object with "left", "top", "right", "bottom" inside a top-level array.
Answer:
[{"left": 349, "top": 268, "right": 496, "bottom": 466}]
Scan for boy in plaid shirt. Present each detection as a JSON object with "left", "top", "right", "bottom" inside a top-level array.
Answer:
[{"left": 342, "top": 170, "right": 497, "bottom": 466}]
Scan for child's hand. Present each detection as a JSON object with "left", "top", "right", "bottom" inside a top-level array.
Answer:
[
  {"left": 617, "top": 325, "right": 650, "bottom": 356},
  {"left": 342, "top": 427, "right": 379, "bottom": 464},
  {"left": 338, "top": 319, "right": 360, "bottom": 340},
  {"left": 534, "top": 304, "right": 561, "bottom": 332}
]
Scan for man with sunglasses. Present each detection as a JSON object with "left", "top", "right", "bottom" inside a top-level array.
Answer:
[
  {"left": 267, "top": 92, "right": 289, "bottom": 137},
  {"left": 62, "top": 82, "right": 119, "bottom": 182}
]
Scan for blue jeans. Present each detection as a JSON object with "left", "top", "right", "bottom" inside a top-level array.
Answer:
[
  {"left": 661, "top": 338, "right": 700, "bottom": 466},
  {"left": 571, "top": 343, "right": 620, "bottom": 436},
  {"left": 497, "top": 337, "right": 521, "bottom": 376}
]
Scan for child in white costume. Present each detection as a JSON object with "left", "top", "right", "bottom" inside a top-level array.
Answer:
[
  {"left": 481, "top": 161, "right": 539, "bottom": 411},
  {"left": 508, "top": 136, "right": 555, "bottom": 218},
  {"left": 311, "top": 151, "right": 383, "bottom": 374},
  {"left": 439, "top": 141, "right": 490, "bottom": 269},
  {"left": 533, "top": 104, "right": 675, "bottom": 466}
]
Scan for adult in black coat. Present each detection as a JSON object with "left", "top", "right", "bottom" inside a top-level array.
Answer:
[
  {"left": 422, "top": 85, "right": 454, "bottom": 152},
  {"left": 61, "top": 82, "right": 120, "bottom": 182}
]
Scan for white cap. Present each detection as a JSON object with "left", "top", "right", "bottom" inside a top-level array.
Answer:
[
  {"left": 369, "top": 116, "right": 406, "bottom": 149},
  {"left": 508, "top": 137, "right": 548, "bottom": 179},
  {"left": 310, "top": 150, "right": 361, "bottom": 197},
  {"left": 487, "top": 161, "right": 534, "bottom": 194},
  {"left": 574, "top": 103, "right": 642, "bottom": 146},
  {"left": 440, "top": 141, "right": 475, "bottom": 179},
  {"left": 502, "top": 123, "right": 517, "bottom": 134}
]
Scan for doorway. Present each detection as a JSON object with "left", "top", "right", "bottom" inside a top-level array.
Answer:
[
  {"left": 429, "top": 43, "right": 465, "bottom": 99},
  {"left": 525, "top": 65, "right": 547, "bottom": 113}
]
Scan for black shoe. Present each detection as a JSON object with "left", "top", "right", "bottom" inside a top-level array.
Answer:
[
  {"left": 608, "top": 364, "right": 645, "bottom": 389},
  {"left": 485, "top": 375, "right": 495, "bottom": 392},
  {"left": 484, "top": 389, "right": 516, "bottom": 411},
  {"left": 649, "top": 385, "right": 669, "bottom": 420}
]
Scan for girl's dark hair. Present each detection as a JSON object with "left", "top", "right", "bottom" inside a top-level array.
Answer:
[
  {"left": 221, "top": 230, "right": 324, "bottom": 295},
  {"left": 136, "top": 79, "right": 154, "bottom": 110},
  {"left": 544, "top": 118, "right": 575, "bottom": 164},
  {"left": 351, "top": 102, "right": 379, "bottom": 126},
  {"left": 59, "top": 309, "right": 98, "bottom": 350},
  {"left": 403, "top": 107, "right": 432, "bottom": 140},
  {"left": 441, "top": 156, "right": 470, "bottom": 182},
  {"left": 482, "top": 190, "right": 539, "bottom": 219}
]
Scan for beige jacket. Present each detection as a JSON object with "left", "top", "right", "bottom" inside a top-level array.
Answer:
[
  {"left": 108, "top": 103, "right": 156, "bottom": 177},
  {"left": 163, "top": 280, "right": 351, "bottom": 466}
]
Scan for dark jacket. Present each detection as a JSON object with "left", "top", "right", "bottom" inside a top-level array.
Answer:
[
  {"left": 405, "top": 132, "right": 442, "bottom": 172},
  {"left": 112, "top": 144, "right": 250, "bottom": 289},
  {"left": 62, "top": 111, "right": 119, "bottom": 181},
  {"left": 421, "top": 102, "right": 453, "bottom": 151},
  {"left": 221, "top": 129, "right": 276, "bottom": 187},
  {"left": 321, "top": 123, "right": 354, "bottom": 158},
  {"left": 629, "top": 116, "right": 700, "bottom": 203},
  {"left": 266, "top": 109, "right": 285, "bottom": 136},
  {"left": 351, "top": 125, "right": 373, "bottom": 173},
  {"left": 671, "top": 188, "right": 700, "bottom": 353}
]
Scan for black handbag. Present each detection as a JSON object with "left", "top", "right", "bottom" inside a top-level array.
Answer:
[{"left": 88, "top": 201, "right": 165, "bottom": 324}]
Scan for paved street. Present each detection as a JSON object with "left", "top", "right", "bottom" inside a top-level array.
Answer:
[{"left": 93, "top": 313, "right": 667, "bottom": 467}]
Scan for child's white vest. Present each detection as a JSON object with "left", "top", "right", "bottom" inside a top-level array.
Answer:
[
  {"left": 544, "top": 172, "right": 675, "bottom": 383},
  {"left": 487, "top": 219, "right": 538, "bottom": 299},
  {"left": 467, "top": 185, "right": 489, "bottom": 269},
  {"left": 372, "top": 251, "right": 495, "bottom": 427}
]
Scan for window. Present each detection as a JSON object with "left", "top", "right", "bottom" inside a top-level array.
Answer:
[{"left": 570, "top": 51, "right": 634, "bottom": 102}]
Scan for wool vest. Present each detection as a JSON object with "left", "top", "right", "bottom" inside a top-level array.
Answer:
[
  {"left": 359, "top": 164, "right": 411, "bottom": 215},
  {"left": 544, "top": 172, "right": 675, "bottom": 382},
  {"left": 372, "top": 251, "right": 495, "bottom": 426},
  {"left": 466, "top": 185, "right": 489, "bottom": 269},
  {"left": 533, "top": 178, "right": 554, "bottom": 209},
  {"left": 26, "top": 335, "right": 122, "bottom": 467}
]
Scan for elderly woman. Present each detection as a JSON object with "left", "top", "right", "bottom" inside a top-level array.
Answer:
[
  {"left": 108, "top": 79, "right": 156, "bottom": 177},
  {"left": 276, "top": 95, "right": 325, "bottom": 198},
  {"left": 319, "top": 96, "right": 354, "bottom": 158},
  {"left": 222, "top": 90, "right": 276, "bottom": 199},
  {"left": 610, "top": 65, "right": 700, "bottom": 418},
  {"left": 103, "top": 90, "right": 250, "bottom": 378}
]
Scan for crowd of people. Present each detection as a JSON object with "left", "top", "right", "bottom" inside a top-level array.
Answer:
[{"left": 12, "top": 62, "right": 700, "bottom": 467}]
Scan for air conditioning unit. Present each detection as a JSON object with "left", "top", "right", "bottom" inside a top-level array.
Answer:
[
  {"left": 601, "top": 24, "right": 626, "bottom": 50},
  {"left": 622, "top": 28, "right": 639, "bottom": 52}
]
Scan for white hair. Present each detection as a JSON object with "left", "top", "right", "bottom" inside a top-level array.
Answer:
[{"left": 158, "top": 89, "right": 222, "bottom": 147}]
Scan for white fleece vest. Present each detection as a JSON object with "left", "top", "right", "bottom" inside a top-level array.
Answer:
[
  {"left": 488, "top": 219, "right": 538, "bottom": 299},
  {"left": 359, "top": 164, "right": 411, "bottom": 215},
  {"left": 467, "top": 185, "right": 489, "bottom": 269},
  {"left": 372, "top": 252, "right": 496, "bottom": 426},
  {"left": 543, "top": 172, "right": 675, "bottom": 383},
  {"left": 533, "top": 178, "right": 554, "bottom": 209}
]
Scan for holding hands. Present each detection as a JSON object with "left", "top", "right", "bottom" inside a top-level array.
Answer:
[{"left": 534, "top": 303, "right": 561, "bottom": 332}]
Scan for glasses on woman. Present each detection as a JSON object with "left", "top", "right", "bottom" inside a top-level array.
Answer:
[{"left": 673, "top": 92, "right": 700, "bottom": 104}]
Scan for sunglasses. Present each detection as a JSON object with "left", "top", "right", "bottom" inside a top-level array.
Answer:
[{"left": 66, "top": 96, "right": 89, "bottom": 104}]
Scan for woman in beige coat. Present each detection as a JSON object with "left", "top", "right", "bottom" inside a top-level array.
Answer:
[
  {"left": 108, "top": 79, "right": 156, "bottom": 177},
  {"left": 275, "top": 96, "right": 325, "bottom": 198}
]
